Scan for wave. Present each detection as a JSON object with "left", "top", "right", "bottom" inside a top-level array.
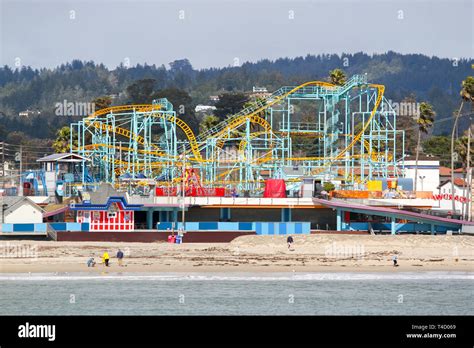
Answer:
[{"left": 0, "top": 271, "right": 472, "bottom": 281}]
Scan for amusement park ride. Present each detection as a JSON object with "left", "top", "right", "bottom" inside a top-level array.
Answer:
[{"left": 70, "top": 74, "right": 405, "bottom": 194}]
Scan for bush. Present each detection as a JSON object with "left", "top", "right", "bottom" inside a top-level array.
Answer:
[{"left": 323, "top": 182, "right": 335, "bottom": 192}]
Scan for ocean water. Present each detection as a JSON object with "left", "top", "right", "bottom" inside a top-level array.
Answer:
[{"left": 0, "top": 272, "right": 472, "bottom": 315}]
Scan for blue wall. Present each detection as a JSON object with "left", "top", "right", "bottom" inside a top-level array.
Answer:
[
  {"left": 49, "top": 223, "right": 89, "bottom": 231},
  {"left": 1, "top": 222, "right": 310, "bottom": 235},
  {"left": 156, "top": 222, "right": 310, "bottom": 235},
  {"left": 0, "top": 223, "right": 89, "bottom": 233}
]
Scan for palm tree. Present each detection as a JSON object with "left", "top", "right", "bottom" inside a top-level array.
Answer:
[
  {"left": 455, "top": 134, "right": 474, "bottom": 169},
  {"left": 451, "top": 76, "right": 474, "bottom": 213},
  {"left": 414, "top": 102, "right": 435, "bottom": 192},
  {"left": 199, "top": 115, "right": 220, "bottom": 134},
  {"left": 328, "top": 69, "right": 347, "bottom": 86},
  {"left": 455, "top": 130, "right": 474, "bottom": 219},
  {"left": 52, "top": 126, "right": 76, "bottom": 153}
]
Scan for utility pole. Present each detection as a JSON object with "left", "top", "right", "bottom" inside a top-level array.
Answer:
[
  {"left": 18, "top": 145, "right": 23, "bottom": 197},
  {"left": 0, "top": 142, "right": 4, "bottom": 190},
  {"left": 467, "top": 126, "right": 472, "bottom": 221},
  {"left": 19, "top": 145, "right": 23, "bottom": 196},
  {"left": 0, "top": 142, "right": 4, "bottom": 177}
]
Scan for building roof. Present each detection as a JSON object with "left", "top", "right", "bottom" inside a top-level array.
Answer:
[
  {"left": 403, "top": 154, "right": 441, "bottom": 162},
  {"left": 314, "top": 198, "right": 474, "bottom": 227},
  {"left": 88, "top": 183, "right": 126, "bottom": 204},
  {"left": 70, "top": 196, "right": 142, "bottom": 211},
  {"left": 439, "top": 166, "right": 451, "bottom": 176},
  {"left": 0, "top": 196, "right": 44, "bottom": 212},
  {"left": 439, "top": 166, "right": 467, "bottom": 176},
  {"left": 438, "top": 178, "right": 468, "bottom": 188},
  {"left": 42, "top": 204, "right": 69, "bottom": 218},
  {"left": 37, "top": 153, "right": 90, "bottom": 163}
]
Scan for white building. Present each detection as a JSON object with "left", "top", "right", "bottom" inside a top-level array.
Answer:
[
  {"left": 0, "top": 196, "right": 44, "bottom": 223},
  {"left": 404, "top": 159, "right": 440, "bottom": 193},
  {"left": 252, "top": 86, "right": 268, "bottom": 93},
  {"left": 433, "top": 178, "right": 470, "bottom": 215},
  {"left": 195, "top": 105, "right": 217, "bottom": 113}
]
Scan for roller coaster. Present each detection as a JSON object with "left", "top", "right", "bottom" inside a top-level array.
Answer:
[{"left": 70, "top": 74, "right": 405, "bottom": 192}]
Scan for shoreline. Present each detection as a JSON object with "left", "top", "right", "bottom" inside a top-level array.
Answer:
[
  {"left": 1, "top": 265, "right": 473, "bottom": 274},
  {"left": 1, "top": 234, "right": 473, "bottom": 274}
]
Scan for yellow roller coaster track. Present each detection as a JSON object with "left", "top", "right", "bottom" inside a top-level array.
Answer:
[
  {"left": 82, "top": 82, "right": 387, "bottom": 181},
  {"left": 309, "top": 84, "right": 385, "bottom": 174},
  {"left": 79, "top": 143, "right": 165, "bottom": 157},
  {"left": 85, "top": 104, "right": 161, "bottom": 119},
  {"left": 84, "top": 81, "right": 337, "bottom": 167},
  {"left": 82, "top": 104, "right": 201, "bottom": 162},
  {"left": 207, "top": 81, "right": 336, "bottom": 156}
]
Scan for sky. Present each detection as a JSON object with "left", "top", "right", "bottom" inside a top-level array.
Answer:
[{"left": 0, "top": 0, "right": 473, "bottom": 70}]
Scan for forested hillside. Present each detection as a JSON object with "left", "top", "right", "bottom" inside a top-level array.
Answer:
[{"left": 0, "top": 52, "right": 471, "bottom": 145}]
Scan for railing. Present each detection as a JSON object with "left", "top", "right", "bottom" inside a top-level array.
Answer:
[
  {"left": 278, "top": 122, "right": 324, "bottom": 132},
  {"left": 46, "top": 224, "right": 57, "bottom": 241},
  {"left": 128, "top": 195, "right": 317, "bottom": 207}
]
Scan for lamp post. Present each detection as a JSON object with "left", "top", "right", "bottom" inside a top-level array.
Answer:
[{"left": 418, "top": 175, "right": 426, "bottom": 192}]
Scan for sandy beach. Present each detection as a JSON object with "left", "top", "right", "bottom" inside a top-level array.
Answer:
[{"left": 0, "top": 234, "right": 473, "bottom": 273}]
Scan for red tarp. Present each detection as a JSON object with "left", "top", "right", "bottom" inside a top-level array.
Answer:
[
  {"left": 155, "top": 187, "right": 226, "bottom": 197},
  {"left": 263, "top": 179, "right": 287, "bottom": 198}
]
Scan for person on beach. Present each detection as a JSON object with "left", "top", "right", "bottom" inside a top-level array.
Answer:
[
  {"left": 392, "top": 255, "right": 398, "bottom": 267},
  {"left": 287, "top": 235, "right": 294, "bottom": 250},
  {"left": 117, "top": 249, "right": 124, "bottom": 267},
  {"left": 102, "top": 252, "right": 110, "bottom": 267},
  {"left": 87, "top": 257, "right": 96, "bottom": 267}
]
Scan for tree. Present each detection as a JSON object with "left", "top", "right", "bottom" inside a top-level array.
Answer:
[
  {"left": 455, "top": 133, "right": 474, "bottom": 169},
  {"left": 6, "top": 131, "right": 27, "bottom": 145},
  {"left": 451, "top": 76, "right": 474, "bottom": 212},
  {"left": 169, "top": 59, "right": 193, "bottom": 75},
  {"left": 92, "top": 96, "right": 113, "bottom": 111},
  {"left": 126, "top": 79, "right": 156, "bottom": 104},
  {"left": 214, "top": 93, "right": 249, "bottom": 120},
  {"left": 152, "top": 88, "right": 199, "bottom": 133},
  {"left": 395, "top": 94, "right": 418, "bottom": 155},
  {"left": 0, "top": 123, "right": 7, "bottom": 140},
  {"left": 328, "top": 69, "right": 346, "bottom": 86},
  {"left": 414, "top": 102, "right": 435, "bottom": 192},
  {"left": 199, "top": 115, "right": 220, "bottom": 134},
  {"left": 243, "top": 97, "right": 267, "bottom": 131},
  {"left": 323, "top": 182, "right": 335, "bottom": 192},
  {"left": 169, "top": 59, "right": 194, "bottom": 89},
  {"left": 423, "top": 135, "right": 451, "bottom": 166},
  {"left": 454, "top": 129, "right": 474, "bottom": 220},
  {"left": 152, "top": 88, "right": 192, "bottom": 112},
  {"left": 52, "top": 126, "right": 77, "bottom": 153}
]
